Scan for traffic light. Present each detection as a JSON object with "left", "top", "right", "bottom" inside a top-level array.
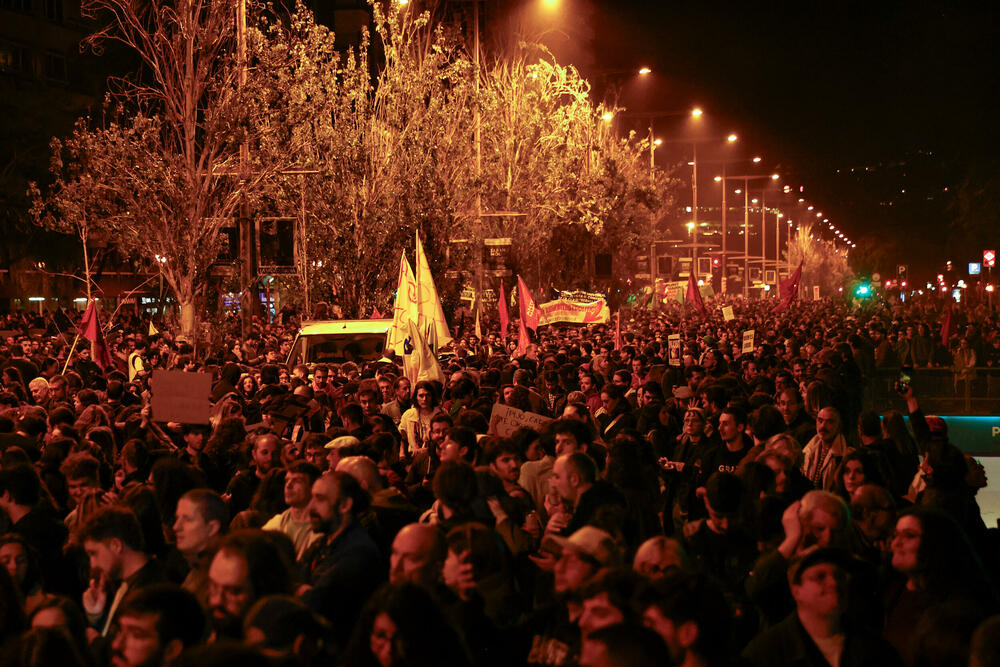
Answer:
[
  {"left": 854, "top": 282, "right": 871, "bottom": 298},
  {"left": 986, "top": 250, "right": 996, "bottom": 268}
]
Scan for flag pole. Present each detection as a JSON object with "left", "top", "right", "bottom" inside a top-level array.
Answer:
[{"left": 62, "top": 334, "right": 81, "bottom": 375}]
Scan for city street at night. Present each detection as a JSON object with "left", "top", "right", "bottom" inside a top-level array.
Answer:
[{"left": 0, "top": 1, "right": 998, "bottom": 665}]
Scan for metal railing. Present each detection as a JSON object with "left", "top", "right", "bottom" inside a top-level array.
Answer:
[{"left": 870, "top": 367, "right": 1000, "bottom": 415}]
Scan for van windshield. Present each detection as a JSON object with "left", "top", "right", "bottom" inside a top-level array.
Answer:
[{"left": 288, "top": 332, "right": 387, "bottom": 365}]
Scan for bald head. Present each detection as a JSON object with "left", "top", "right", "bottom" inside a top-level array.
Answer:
[
  {"left": 336, "top": 455, "right": 383, "bottom": 492},
  {"left": 390, "top": 523, "right": 445, "bottom": 587}
]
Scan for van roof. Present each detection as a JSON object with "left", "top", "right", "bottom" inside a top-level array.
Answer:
[{"left": 297, "top": 319, "right": 394, "bottom": 336}]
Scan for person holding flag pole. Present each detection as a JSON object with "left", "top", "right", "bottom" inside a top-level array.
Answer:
[
  {"left": 515, "top": 275, "right": 539, "bottom": 357},
  {"left": 686, "top": 272, "right": 708, "bottom": 317},
  {"left": 498, "top": 281, "right": 509, "bottom": 341},
  {"left": 64, "top": 300, "right": 114, "bottom": 375}
]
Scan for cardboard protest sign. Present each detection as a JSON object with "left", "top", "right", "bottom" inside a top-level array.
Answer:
[
  {"left": 741, "top": 330, "right": 756, "bottom": 355},
  {"left": 668, "top": 334, "right": 682, "bottom": 367},
  {"left": 150, "top": 370, "right": 212, "bottom": 424},
  {"left": 722, "top": 306, "right": 735, "bottom": 321},
  {"left": 489, "top": 403, "right": 553, "bottom": 438}
]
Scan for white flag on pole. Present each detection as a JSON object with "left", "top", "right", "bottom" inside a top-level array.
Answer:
[{"left": 389, "top": 252, "right": 418, "bottom": 355}]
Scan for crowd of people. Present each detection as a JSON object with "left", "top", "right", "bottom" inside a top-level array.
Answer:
[{"left": 0, "top": 292, "right": 998, "bottom": 667}]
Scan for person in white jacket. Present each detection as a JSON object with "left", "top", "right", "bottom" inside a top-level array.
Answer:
[{"left": 801, "top": 407, "right": 854, "bottom": 492}]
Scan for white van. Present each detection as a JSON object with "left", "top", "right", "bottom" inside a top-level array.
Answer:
[{"left": 286, "top": 319, "right": 393, "bottom": 366}]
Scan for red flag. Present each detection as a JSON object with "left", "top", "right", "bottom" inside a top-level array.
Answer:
[
  {"left": 370, "top": 307, "right": 382, "bottom": 319},
  {"left": 614, "top": 311, "right": 622, "bottom": 350},
  {"left": 498, "top": 282, "right": 509, "bottom": 340},
  {"left": 686, "top": 273, "right": 707, "bottom": 317},
  {"left": 772, "top": 261, "right": 803, "bottom": 313},
  {"left": 940, "top": 304, "right": 953, "bottom": 347},
  {"left": 517, "top": 276, "right": 540, "bottom": 332},
  {"left": 516, "top": 318, "right": 529, "bottom": 357},
  {"left": 77, "top": 301, "right": 113, "bottom": 370}
]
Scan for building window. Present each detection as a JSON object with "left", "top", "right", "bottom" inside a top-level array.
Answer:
[
  {"left": 43, "top": 0, "right": 61, "bottom": 22},
  {"left": 0, "top": 42, "right": 27, "bottom": 73},
  {"left": 0, "top": 0, "right": 32, "bottom": 12},
  {"left": 44, "top": 52, "right": 67, "bottom": 82}
]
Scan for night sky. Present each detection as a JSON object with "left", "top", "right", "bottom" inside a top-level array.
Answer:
[{"left": 524, "top": 0, "right": 1000, "bottom": 276}]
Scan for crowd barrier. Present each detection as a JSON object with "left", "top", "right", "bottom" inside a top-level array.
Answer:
[{"left": 870, "top": 366, "right": 1000, "bottom": 416}]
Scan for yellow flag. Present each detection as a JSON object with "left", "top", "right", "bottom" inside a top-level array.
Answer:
[
  {"left": 415, "top": 233, "right": 452, "bottom": 351},
  {"left": 148, "top": 321, "right": 159, "bottom": 337}
]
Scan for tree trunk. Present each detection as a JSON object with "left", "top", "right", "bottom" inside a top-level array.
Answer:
[
  {"left": 178, "top": 297, "right": 197, "bottom": 339},
  {"left": 175, "top": 278, "right": 198, "bottom": 339}
]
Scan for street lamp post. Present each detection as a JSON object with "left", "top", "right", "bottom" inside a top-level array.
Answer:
[
  {"left": 691, "top": 142, "right": 698, "bottom": 278},
  {"left": 743, "top": 180, "right": 749, "bottom": 297},
  {"left": 720, "top": 164, "right": 727, "bottom": 292},
  {"left": 774, "top": 211, "right": 781, "bottom": 280}
]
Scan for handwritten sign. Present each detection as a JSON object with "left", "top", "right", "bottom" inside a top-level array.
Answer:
[
  {"left": 668, "top": 334, "right": 682, "bottom": 367},
  {"left": 722, "top": 306, "right": 735, "bottom": 321},
  {"left": 489, "top": 403, "right": 553, "bottom": 438},
  {"left": 741, "top": 330, "right": 756, "bottom": 355},
  {"left": 150, "top": 370, "right": 212, "bottom": 424}
]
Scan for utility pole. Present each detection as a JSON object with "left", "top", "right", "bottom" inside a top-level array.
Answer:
[
  {"left": 761, "top": 193, "right": 766, "bottom": 287},
  {"left": 237, "top": 0, "right": 251, "bottom": 338},
  {"left": 720, "top": 163, "right": 727, "bottom": 294},
  {"left": 691, "top": 142, "right": 697, "bottom": 279},
  {"left": 743, "top": 179, "right": 749, "bottom": 298}
]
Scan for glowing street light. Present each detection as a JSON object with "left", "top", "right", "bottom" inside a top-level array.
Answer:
[
  {"left": 771, "top": 173, "right": 779, "bottom": 180},
  {"left": 601, "top": 112, "right": 614, "bottom": 121},
  {"left": 638, "top": 67, "right": 651, "bottom": 75},
  {"left": 691, "top": 107, "right": 703, "bottom": 118},
  {"left": 727, "top": 133, "right": 738, "bottom": 143},
  {"left": 752, "top": 156, "right": 762, "bottom": 163}
]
